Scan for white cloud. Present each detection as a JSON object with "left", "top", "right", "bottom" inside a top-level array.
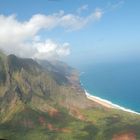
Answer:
[
  {"left": 110, "top": 0, "right": 124, "bottom": 10},
  {"left": 60, "top": 8, "right": 103, "bottom": 31},
  {"left": 33, "top": 39, "right": 70, "bottom": 60},
  {"left": 77, "top": 4, "right": 88, "bottom": 14},
  {"left": 105, "top": 0, "right": 125, "bottom": 12},
  {"left": 0, "top": 8, "right": 103, "bottom": 59}
]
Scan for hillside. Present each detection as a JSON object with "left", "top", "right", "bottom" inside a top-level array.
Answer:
[{"left": 0, "top": 52, "right": 140, "bottom": 140}]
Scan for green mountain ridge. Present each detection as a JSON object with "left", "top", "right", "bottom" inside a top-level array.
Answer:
[{"left": 0, "top": 52, "right": 140, "bottom": 140}]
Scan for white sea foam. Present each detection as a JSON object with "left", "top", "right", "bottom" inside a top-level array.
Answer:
[{"left": 85, "top": 90, "right": 140, "bottom": 115}]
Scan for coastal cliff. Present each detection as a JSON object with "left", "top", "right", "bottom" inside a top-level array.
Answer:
[{"left": 0, "top": 52, "right": 140, "bottom": 140}]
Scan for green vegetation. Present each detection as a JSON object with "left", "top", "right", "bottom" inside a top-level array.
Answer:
[{"left": 0, "top": 52, "right": 140, "bottom": 140}]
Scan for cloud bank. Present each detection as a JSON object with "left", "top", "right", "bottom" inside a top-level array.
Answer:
[{"left": 0, "top": 8, "right": 103, "bottom": 60}]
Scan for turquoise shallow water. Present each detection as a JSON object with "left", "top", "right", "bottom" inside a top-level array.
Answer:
[{"left": 80, "top": 62, "right": 140, "bottom": 113}]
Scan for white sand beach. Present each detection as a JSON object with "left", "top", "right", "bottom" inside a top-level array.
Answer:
[{"left": 85, "top": 90, "right": 140, "bottom": 115}]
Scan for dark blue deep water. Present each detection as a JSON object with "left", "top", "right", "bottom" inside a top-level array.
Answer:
[{"left": 80, "top": 62, "right": 140, "bottom": 112}]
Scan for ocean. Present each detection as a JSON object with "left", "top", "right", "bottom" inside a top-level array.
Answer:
[{"left": 80, "top": 62, "right": 140, "bottom": 113}]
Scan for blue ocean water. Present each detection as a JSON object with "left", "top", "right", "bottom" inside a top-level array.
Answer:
[{"left": 80, "top": 62, "right": 140, "bottom": 113}]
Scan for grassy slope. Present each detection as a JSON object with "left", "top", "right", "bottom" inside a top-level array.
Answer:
[{"left": 0, "top": 106, "right": 140, "bottom": 140}]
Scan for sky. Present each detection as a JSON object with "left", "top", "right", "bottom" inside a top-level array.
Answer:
[{"left": 0, "top": 0, "right": 140, "bottom": 67}]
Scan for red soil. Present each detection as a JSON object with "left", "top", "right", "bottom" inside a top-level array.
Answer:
[{"left": 112, "top": 132, "right": 136, "bottom": 140}]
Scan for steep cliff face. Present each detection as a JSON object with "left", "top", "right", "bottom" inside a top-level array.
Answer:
[
  {"left": 0, "top": 53, "right": 140, "bottom": 140},
  {"left": 0, "top": 53, "right": 94, "bottom": 122}
]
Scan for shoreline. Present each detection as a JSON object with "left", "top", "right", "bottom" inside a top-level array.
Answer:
[{"left": 85, "top": 90, "right": 140, "bottom": 115}]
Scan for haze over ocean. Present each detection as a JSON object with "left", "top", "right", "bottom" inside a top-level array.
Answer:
[{"left": 80, "top": 62, "right": 140, "bottom": 113}]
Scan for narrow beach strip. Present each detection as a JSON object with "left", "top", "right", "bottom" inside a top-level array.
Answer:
[{"left": 85, "top": 90, "right": 140, "bottom": 115}]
